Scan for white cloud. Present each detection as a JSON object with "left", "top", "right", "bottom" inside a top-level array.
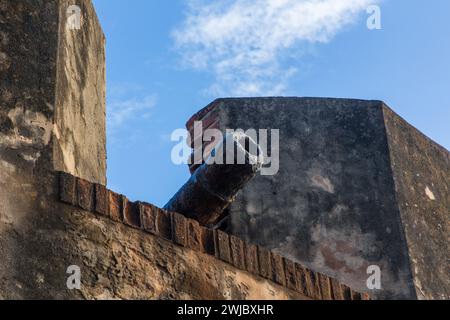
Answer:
[
  {"left": 108, "top": 96, "right": 156, "bottom": 127},
  {"left": 107, "top": 84, "right": 157, "bottom": 128},
  {"left": 173, "top": 0, "right": 378, "bottom": 96}
]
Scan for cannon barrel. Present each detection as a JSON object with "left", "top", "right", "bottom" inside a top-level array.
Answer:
[{"left": 164, "top": 132, "right": 263, "bottom": 227}]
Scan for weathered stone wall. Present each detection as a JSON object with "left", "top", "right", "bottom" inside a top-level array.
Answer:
[
  {"left": 383, "top": 105, "right": 450, "bottom": 300},
  {"left": 0, "top": 0, "right": 58, "bottom": 179},
  {"left": 0, "top": 0, "right": 105, "bottom": 299},
  {"left": 0, "top": 0, "right": 106, "bottom": 185},
  {"left": 56, "top": 172, "right": 371, "bottom": 300},
  {"left": 2, "top": 0, "right": 446, "bottom": 301},
  {"left": 54, "top": 172, "right": 317, "bottom": 300},
  {"left": 1, "top": 169, "right": 310, "bottom": 299},
  {"left": 187, "top": 98, "right": 417, "bottom": 299},
  {"left": 68, "top": 206, "right": 306, "bottom": 300},
  {"left": 187, "top": 98, "right": 450, "bottom": 300},
  {"left": 0, "top": 1, "right": 318, "bottom": 300},
  {"left": 0, "top": 0, "right": 60, "bottom": 298},
  {"left": 53, "top": 0, "right": 106, "bottom": 185}
]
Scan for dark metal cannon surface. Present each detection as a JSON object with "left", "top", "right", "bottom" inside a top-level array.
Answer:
[{"left": 164, "top": 132, "right": 263, "bottom": 227}]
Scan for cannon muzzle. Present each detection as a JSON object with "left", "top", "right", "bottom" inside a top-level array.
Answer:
[{"left": 164, "top": 132, "right": 263, "bottom": 227}]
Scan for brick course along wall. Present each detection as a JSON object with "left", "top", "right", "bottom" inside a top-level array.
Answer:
[{"left": 58, "top": 171, "right": 371, "bottom": 300}]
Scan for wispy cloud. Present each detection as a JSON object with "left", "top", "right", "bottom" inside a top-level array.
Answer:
[
  {"left": 108, "top": 96, "right": 156, "bottom": 127},
  {"left": 173, "top": 0, "right": 377, "bottom": 96},
  {"left": 107, "top": 83, "right": 157, "bottom": 128}
]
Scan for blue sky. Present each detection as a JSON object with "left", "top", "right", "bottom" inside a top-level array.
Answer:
[{"left": 92, "top": 0, "right": 450, "bottom": 206}]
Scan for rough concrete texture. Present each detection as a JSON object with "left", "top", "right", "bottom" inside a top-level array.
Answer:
[
  {"left": 0, "top": 0, "right": 58, "bottom": 169},
  {"left": 0, "top": 0, "right": 60, "bottom": 297},
  {"left": 0, "top": 0, "right": 105, "bottom": 185},
  {"left": 188, "top": 98, "right": 449, "bottom": 300},
  {"left": 53, "top": 0, "right": 106, "bottom": 185},
  {"left": 382, "top": 106, "right": 450, "bottom": 300}
]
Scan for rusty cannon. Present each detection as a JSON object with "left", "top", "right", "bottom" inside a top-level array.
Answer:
[{"left": 164, "top": 132, "right": 263, "bottom": 227}]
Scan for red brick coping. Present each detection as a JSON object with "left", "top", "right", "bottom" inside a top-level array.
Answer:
[{"left": 58, "top": 171, "right": 371, "bottom": 301}]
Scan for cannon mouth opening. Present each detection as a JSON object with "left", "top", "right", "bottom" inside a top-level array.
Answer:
[{"left": 205, "top": 132, "right": 265, "bottom": 171}]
